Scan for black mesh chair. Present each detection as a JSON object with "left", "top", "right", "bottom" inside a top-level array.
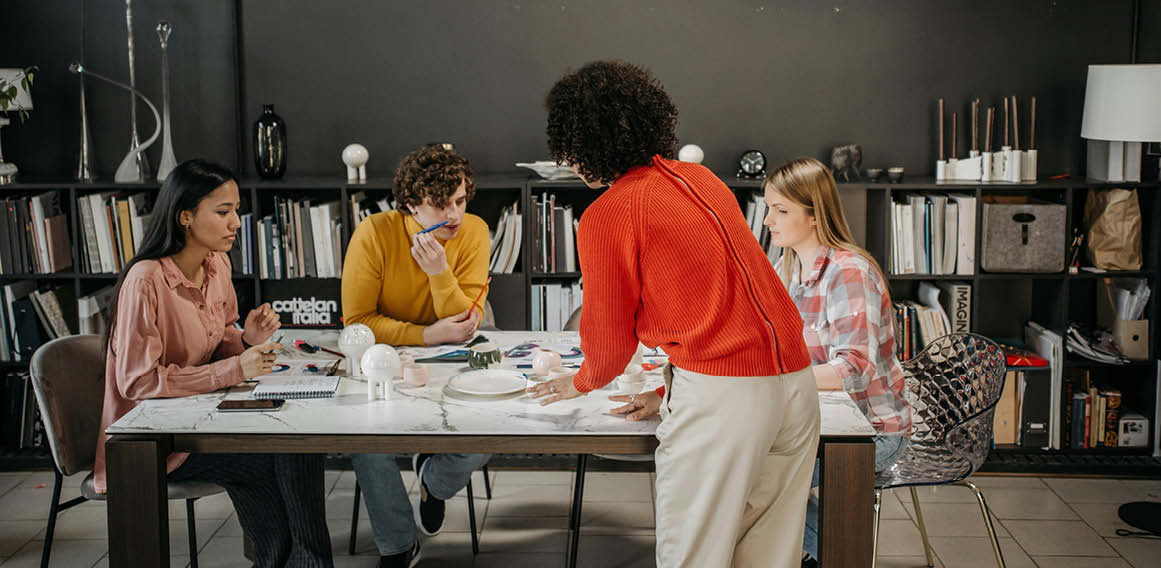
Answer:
[{"left": 874, "top": 333, "right": 1008, "bottom": 568}]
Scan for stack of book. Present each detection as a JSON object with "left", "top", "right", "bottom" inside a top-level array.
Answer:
[
  {"left": 530, "top": 194, "right": 577, "bottom": 274},
  {"left": 889, "top": 193, "right": 976, "bottom": 275},
  {"left": 349, "top": 192, "right": 394, "bottom": 226},
  {"left": 531, "top": 280, "right": 583, "bottom": 332},
  {"left": 242, "top": 197, "right": 343, "bottom": 279},
  {"left": 489, "top": 200, "right": 522, "bottom": 274},
  {"left": 1, "top": 192, "right": 73, "bottom": 275},
  {"left": 77, "top": 192, "right": 151, "bottom": 274},
  {"left": 1, "top": 281, "right": 74, "bottom": 361},
  {"left": 1064, "top": 369, "right": 1126, "bottom": 449},
  {"left": 892, "top": 281, "right": 970, "bottom": 360},
  {"left": 2, "top": 370, "right": 46, "bottom": 452},
  {"left": 742, "top": 193, "right": 783, "bottom": 266}
]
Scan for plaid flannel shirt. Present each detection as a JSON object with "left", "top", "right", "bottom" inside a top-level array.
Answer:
[{"left": 779, "top": 247, "right": 911, "bottom": 434}]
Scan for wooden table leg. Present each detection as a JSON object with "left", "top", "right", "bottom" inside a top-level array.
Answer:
[
  {"left": 819, "top": 438, "right": 875, "bottom": 568},
  {"left": 107, "top": 434, "right": 171, "bottom": 568}
]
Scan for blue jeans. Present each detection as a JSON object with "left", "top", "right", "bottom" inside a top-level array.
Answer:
[
  {"left": 802, "top": 435, "right": 906, "bottom": 559},
  {"left": 351, "top": 453, "right": 491, "bottom": 555}
]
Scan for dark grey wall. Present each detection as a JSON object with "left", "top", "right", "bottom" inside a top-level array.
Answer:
[
  {"left": 3, "top": 1, "right": 1154, "bottom": 180},
  {"left": 1, "top": 0, "right": 236, "bottom": 179}
]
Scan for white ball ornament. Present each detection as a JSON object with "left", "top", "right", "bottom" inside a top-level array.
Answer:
[
  {"left": 361, "top": 344, "right": 400, "bottom": 400},
  {"left": 342, "top": 143, "right": 369, "bottom": 181},
  {"left": 678, "top": 144, "right": 704, "bottom": 164}
]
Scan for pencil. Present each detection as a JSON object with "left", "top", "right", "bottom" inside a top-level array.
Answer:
[
  {"left": 418, "top": 220, "right": 449, "bottom": 234},
  {"left": 469, "top": 277, "right": 492, "bottom": 318}
]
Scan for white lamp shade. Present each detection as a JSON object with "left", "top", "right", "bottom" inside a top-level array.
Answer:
[
  {"left": 0, "top": 69, "right": 33, "bottom": 111},
  {"left": 1080, "top": 64, "right": 1161, "bottom": 142}
]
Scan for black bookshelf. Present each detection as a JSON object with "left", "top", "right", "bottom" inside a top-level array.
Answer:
[{"left": 3, "top": 175, "right": 1159, "bottom": 474}]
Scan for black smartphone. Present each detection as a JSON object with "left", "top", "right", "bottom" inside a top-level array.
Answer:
[{"left": 216, "top": 399, "right": 285, "bottom": 412}]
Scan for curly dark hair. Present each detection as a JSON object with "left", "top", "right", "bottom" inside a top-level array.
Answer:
[
  {"left": 545, "top": 60, "right": 678, "bottom": 185},
  {"left": 393, "top": 145, "right": 476, "bottom": 214}
]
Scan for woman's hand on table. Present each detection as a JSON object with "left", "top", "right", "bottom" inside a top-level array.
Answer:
[
  {"left": 525, "top": 375, "right": 583, "bottom": 405},
  {"left": 243, "top": 302, "right": 281, "bottom": 346},
  {"left": 240, "top": 342, "right": 283, "bottom": 379},
  {"left": 609, "top": 391, "right": 661, "bottom": 421}
]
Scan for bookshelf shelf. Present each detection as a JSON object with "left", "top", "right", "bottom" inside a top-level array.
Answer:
[
  {"left": 3, "top": 175, "right": 1159, "bottom": 474},
  {"left": 1064, "top": 358, "right": 1156, "bottom": 369}
]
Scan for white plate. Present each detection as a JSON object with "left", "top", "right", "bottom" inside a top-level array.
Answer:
[{"left": 447, "top": 369, "right": 528, "bottom": 396}]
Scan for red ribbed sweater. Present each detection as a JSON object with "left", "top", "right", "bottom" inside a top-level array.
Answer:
[{"left": 572, "top": 157, "right": 811, "bottom": 393}]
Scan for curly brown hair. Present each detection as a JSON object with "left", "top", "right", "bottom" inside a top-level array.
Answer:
[
  {"left": 393, "top": 145, "right": 476, "bottom": 214},
  {"left": 545, "top": 60, "right": 678, "bottom": 185}
]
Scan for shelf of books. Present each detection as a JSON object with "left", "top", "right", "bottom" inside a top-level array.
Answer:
[
  {"left": 2, "top": 177, "right": 1158, "bottom": 472},
  {"left": 868, "top": 182, "right": 1160, "bottom": 472}
]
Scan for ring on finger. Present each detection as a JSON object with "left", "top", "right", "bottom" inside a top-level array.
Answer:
[{"left": 550, "top": 384, "right": 557, "bottom": 394}]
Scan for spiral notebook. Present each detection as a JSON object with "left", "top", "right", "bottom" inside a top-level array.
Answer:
[{"left": 252, "top": 376, "right": 341, "bottom": 400}]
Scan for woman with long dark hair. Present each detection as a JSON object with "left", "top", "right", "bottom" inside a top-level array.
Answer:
[{"left": 93, "top": 159, "right": 333, "bottom": 567}]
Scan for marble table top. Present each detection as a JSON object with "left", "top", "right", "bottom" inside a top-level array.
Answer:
[{"left": 108, "top": 330, "right": 875, "bottom": 438}]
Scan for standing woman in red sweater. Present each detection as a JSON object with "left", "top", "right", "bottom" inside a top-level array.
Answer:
[{"left": 526, "top": 60, "right": 820, "bottom": 568}]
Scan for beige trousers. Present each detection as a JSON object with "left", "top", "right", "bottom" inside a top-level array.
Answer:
[{"left": 654, "top": 365, "right": 820, "bottom": 568}]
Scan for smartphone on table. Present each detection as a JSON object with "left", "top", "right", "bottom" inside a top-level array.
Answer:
[{"left": 216, "top": 399, "right": 285, "bottom": 412}]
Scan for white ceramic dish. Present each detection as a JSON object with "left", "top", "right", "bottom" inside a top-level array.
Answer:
[{"left": 447, "top": 369, "right": 529, "bottom": 396}]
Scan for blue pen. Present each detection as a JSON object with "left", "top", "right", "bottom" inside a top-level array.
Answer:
[{"left": 418, "top": 220, "right": 449, "bottom": 234}]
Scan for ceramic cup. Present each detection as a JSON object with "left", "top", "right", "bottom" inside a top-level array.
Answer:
[
  {"left": 401, "top": 363, "right": 429, "bottom": 387},
  {"left": 614, "top": 372, "right": 647, "bottom": 395},
  {"left": 887, "top": 167, "right": 905, "bottom": 183},
  {"left": 531, "top": 348, "right": 562, "bottom": 376},
  {"left": 468, "top": 342, "right": 503, "bottom": 369}
]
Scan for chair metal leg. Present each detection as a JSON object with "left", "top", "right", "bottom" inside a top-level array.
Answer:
[
  {"left": 40, "top": 469, "right": 65, "bottom": 568},
  {"left": 567, "top": 454, "right": 588, "bottom": 568},
  {"left": 482, "top": 465, "right": 492, "bottom": 500},
  {"left": 871, "top": 489, "right": 882, "bottom": 568},
  {"left": 958, "top": 481, "right": 1006, "bottom": 568},
  {"left": 186, "top": 499, "right": 199, "bottom": 568},
  {"left": 909, "top": 487, "right": 935, "bottom": 568},
  {"left": 466, "top": 478, "right": 480, "bottom": 555},
  {"left": 349, "top": 481, "right": 362, "bottom": 555}
]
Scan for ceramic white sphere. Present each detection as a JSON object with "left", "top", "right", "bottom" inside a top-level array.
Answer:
[
  {"left": 339, "top": 323, "right": 375, "bottom": 349},
  {"left": 361, "top": 344, "right": 400, "bottom": 380},
  {"left": 678, "top": 144, "right": 704, "bottom": 164},
  {"left": 531, "top": 348, "right": 562, "bottom": 376},
  {"left": 342, "top": 143, "right": 369, "bottom": 168}
]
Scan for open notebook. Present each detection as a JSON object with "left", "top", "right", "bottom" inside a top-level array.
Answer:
[{"left": 252, "top": 376, "right": 341, "bottom": 400}]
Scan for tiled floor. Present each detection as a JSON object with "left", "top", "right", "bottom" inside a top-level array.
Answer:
[{"left": 0, "top": 470, "right": 1158, "bottom": 567}]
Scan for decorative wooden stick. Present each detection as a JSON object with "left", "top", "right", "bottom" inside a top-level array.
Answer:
[
  {"left": 1029, "top": 96, "right": 1037, "bottom": 150},
  {"left": 1012, "top": 95, "right": 1020, "bottom": 151},
  {"left": 938, "top": 98, "right": 945, "bottom": 161},
  {"left": 985, "top": 107, "right": 994, "bottom": 152},
  {"left": 952, "top": 111, "right": 958, "bottom": 159},
  {"left": 971, "top": 99, "right": 979, "bottom": 152},
  {"left": 1003, "top": 97, "right": 1010, "bottom": 146}
]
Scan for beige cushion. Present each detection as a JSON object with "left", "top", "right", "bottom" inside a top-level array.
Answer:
[{"left": 80, "top": 472, "right": 224, "bottom": 501}]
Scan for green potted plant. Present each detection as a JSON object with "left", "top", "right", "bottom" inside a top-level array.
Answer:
[{"left": 0, "top": 65, "right": 36, "bottom": 183}]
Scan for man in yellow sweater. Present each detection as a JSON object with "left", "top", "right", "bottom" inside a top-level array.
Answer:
[{"left": 342, "top": 145, "right": 490, "bottom": 567}]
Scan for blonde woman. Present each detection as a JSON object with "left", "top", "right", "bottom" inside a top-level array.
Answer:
[{"left": 763, "top": 157, "right": 911, "bottom": 566}]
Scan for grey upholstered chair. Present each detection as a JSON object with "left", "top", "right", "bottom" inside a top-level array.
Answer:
[
  {"left": 29, "top": 335, "right": 224, "bottom": 568},
  {"left": 874, "top": 333, "right": 1008, "bottom": 568}
]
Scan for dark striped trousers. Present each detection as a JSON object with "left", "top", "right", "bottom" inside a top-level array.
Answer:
[{"left": 170, "top": 453, "right": 333, "bottom": 567}]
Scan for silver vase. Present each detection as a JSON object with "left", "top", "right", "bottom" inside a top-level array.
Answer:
[
  {"left": 124, "top": 0, "right": 150, "bottom": 181},
  {"left": 76, "top": 73, "right": 94, "bottom": 182},
  {"left": 156, "top": 19, "right": 176, "bottom": 181}
]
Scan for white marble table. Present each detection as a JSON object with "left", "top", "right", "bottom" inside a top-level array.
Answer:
[
  {"left": 108, "top": 330, "right": 875, "bottom": 439},
  {"left": 105, "top": 330, "right": 876, "bottom": 568}
]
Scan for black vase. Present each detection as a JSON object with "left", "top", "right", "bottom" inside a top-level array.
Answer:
[{"left": 254, "top": 104, "right": 287, "bottom": 179}]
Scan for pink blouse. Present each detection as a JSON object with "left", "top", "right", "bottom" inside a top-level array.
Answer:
[{"left": 93, "top": 252, "right": 246, "bottom": 493}]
